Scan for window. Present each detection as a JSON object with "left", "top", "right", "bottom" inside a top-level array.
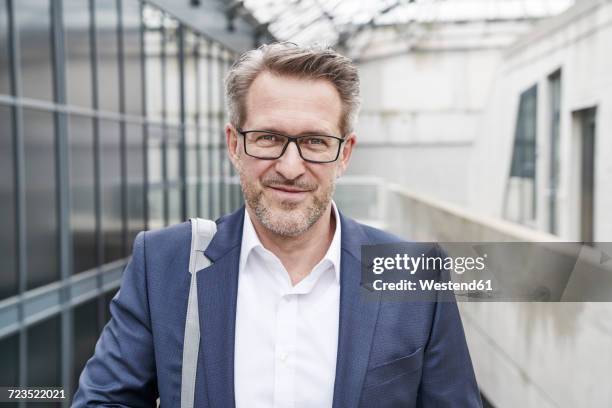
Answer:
[
  {"left": 186, "top": 127, "right": 199, "bottom": 218},
  {"left": 99, "top": 119, "right": 124, "bottom": 262},
  {"left": 15, "top": 0, "right": 53, "bottom": 101},
  {"left": 163, "top": 15, "right": 180, "bottom": 124},
  {"left": 166, "top": 126, "right": 182, "bottom": 224},
  {"left": 0, "top": 0, "right": 11, "bottom": 95},
  {"left": 27, "top": 315, "right": 61, "bottom": 387},
  {"left": 548, "top": 71, "right": 561, "bottom": 234},
  {"left": 126, "top": 122, "right": 145, "bottom": 246},
  {"left": 184, "top": 29, "right": 199, "bottom": 126},
  {"left": 69, "top": 114, "right": 97, "bottom": 273},
  {"left": 24, "top": 109, "right": 59, "bottom": 290},
  {"left": 0, "top": 334, "right": 19, "bottom": 400},
  {"left": 95, "top": 0, "right": 120, "bottom": 112},
  {"left": 64, "top": 0, "right": 93, "bottom": 107},
  {"left": 504, "top": 85, "right": 538, "bottom": 224},
  {"left": 147, "top": 124, "right": 164, "bottom": 229},
  {"left": 0, "top": 105, "right": 16, "bottom": 299},
  {"left": 122, "top": 0, "right": 143, "bottom": 116},
  {"left": 72, "top": 299, "right": 100, "bottom": 391},
  {"left": 143, "top": 5, "right": 163, "bottom": 121}
]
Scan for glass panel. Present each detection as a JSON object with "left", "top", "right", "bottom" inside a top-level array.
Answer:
[
  {"left": 186, "top": 127, "right": 198, "bottom": 218},
  {"left": 0, "top": 0, "right": 11, "bottom": 95},
  {"left": 15, "top": 0, "right": 53, "bottom": 101},
  {"left": 166, "top": 127, "right": 180, "bottom": 182},
  {"left": 209, "top": 43, "right": 220, "bottom": 126},
  {"left": 143, "top": 5, "right": 162, "bottom": 121},
  {"left": 126, "top": 122, "right": 144, "bottom": 247},
  {"left": 99, "top": 119, "right": 124, "bottom": 262},
  {"left": 0, "top": 105, "right": 16, "bottom": 299},
  {"left": 147, "top": 125, "right": 164, "bottom": 229},
  {"left": 549, "top": 72, "right": 561, "bottom": 234},
  {"left": 27, "top": 315, "right": 61, "bottom": 387},
  {"left": 505, "top": 86, "right": 538, "bottom": 224},
  {"left": 147, "top": 187, "right": 164, "bottom": 230},
  {"left": 203, "top": 126, "right": 216, "bottom": 218},
  {"left": 69, "top": 115, "right": 97, "bottom": 274},
  {"left": 168, "top": 186, "right": 181, "bottom": 225},
  {"left": 64, "top": 0, "right": 93, "bottom": 107},
  {"left": 579, "top": 108, "right": 596, "bottom": 243},
  {"left": 199, "top": 125, "right": 211, "bottom": 218},
  {"left": 72, "top": 299, "right": 99, "bottom": 391},
  {"left": 24, "top": 109, "right": 58, "bottom": 290},
  {"left": 163, "top": 15, "right": 180, "bottom": 124},
  {"left": 147, "top": 125, "right": 163, "bottom": 183},
  {"left": 198, "top": 38, "right": 210, "bottom": 128},
  {"left": 0, "top": 334, "right": 19, "bottom": 391},
  {"left": 209, "top": 44, "right": 222, "bottom": 218},
  {"left": 122, "top": 0, "right": 143, "bottom": 116},
  {"left": 184, "top": 29, "right": 198, "bottom": 126},
  {"left": 95, "top": 0, "right": 120, "bottom": 112}
]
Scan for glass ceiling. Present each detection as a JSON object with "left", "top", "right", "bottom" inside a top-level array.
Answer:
[{"left": 242, "top": 0, "right": 577, "bottom": 46}]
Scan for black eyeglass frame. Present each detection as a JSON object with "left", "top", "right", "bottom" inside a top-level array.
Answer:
[{"left": 236, "top": 128, "right": 347, "bottom": 164}]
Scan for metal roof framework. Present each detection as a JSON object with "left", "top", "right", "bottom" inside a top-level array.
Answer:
[{"left": 236, "top": 0, "right": 576, "bottom": 47}]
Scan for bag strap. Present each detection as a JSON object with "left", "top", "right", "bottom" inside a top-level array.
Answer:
[{"left": 181, "top": 218, "right": 217, "bottom": 408}]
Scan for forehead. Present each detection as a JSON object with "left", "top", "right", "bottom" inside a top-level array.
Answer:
[{"left": 244, "top": 72, "right": 343, "bottom": 135}]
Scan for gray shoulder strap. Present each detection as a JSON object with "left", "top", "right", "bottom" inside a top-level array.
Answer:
[{"left": 181, "top": 218, "right": 217, "bottom": 408}]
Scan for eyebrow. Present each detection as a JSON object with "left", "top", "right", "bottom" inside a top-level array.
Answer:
[{"left": 255, "top": 127, "right": 338, "bottom": 136}]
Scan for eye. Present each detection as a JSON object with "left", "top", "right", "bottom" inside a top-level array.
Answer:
[
  {"left": 251, "top": 133, "right": 286, "bottom": 146},
  {"left": 302, "top": 136, "right": 329, "bottom": 146},
  {"left": 257, "top": 133, "right": 280, "bottom": 142}
]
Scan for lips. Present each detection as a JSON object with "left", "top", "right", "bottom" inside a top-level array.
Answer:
[
  {"left": 268, "top": 185, "right": 311, "bottom": 193},
  {"left": 265, "top": 184, "right": 314, "bottom": 201}
]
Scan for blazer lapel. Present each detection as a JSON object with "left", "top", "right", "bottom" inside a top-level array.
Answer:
[
  {"left": 333, "top": 214, "right": 381, "bottom": 408},
  {"left": 194, "top": 207, "right": 245, "bottom": 408}
]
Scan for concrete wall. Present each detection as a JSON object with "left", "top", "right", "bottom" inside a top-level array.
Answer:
[
  {"left": 351, "top": 0, "right": 612, "bottom": 241},
  {"left": 350, "top": 20, "right": 538, "bottom": 206},
  {"left": 375, "top": 181, "right": 612, "bottom": 408},
  {"left": 469, "top": 0, "right": 612, "bottom": 240}
]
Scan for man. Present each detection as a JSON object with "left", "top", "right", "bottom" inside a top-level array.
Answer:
[{"left": 73, "top": 43, "right": 481, "bottom": 407}]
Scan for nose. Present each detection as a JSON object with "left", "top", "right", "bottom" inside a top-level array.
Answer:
[{"left": 274, "top": 141, "right": 306, "bottom": 180}]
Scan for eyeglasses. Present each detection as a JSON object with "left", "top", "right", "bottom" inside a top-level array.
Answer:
[{"left": 236, "top": 128, "right": 346, "bottom": 164}]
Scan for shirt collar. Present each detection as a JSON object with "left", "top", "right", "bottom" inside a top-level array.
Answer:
[{"left": 239, "top": 201, "right": 342, "bottom": 283}]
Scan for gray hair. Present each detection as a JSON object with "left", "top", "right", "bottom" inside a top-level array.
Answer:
[{"left": 224, "top": 42, "right": 361, "bottom": 136}]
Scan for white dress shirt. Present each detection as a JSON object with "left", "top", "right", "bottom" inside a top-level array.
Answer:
[{"left": 234, "top": 202, "right": 341, "bottom": 408}]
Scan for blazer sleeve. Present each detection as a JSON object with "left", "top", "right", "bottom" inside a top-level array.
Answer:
[
  {"left": 72, "top": 231, "right": 158, "bottom": 407},
  {"left": 416, "top": 247, "right": 483, "bottom": 408}
]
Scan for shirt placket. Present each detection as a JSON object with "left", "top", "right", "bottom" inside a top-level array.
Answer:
[{"left": 273, "top": 292, "right": 298, "bottom": 408}]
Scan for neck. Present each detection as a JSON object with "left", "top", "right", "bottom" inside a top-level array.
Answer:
[{"left": 247, "top": 204, "right": 336, "bottom": 286}]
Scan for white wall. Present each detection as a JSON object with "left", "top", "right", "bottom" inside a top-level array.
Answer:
[
  {"left": 376, "top": 181, "right": 612, "bottom": 408},
  {"left": 469, "top": 0, "right": 612, "bottom": 240},
  {"left": 351, "top": 20, "right": 537, "bottom": 206}
]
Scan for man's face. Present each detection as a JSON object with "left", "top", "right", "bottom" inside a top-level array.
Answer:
[{"left": 226, "top": 71, "right": 356, "bottom": 237}]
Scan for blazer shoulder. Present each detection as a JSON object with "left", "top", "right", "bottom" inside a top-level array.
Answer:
[
  {"left": 143, "top": 221, "right": 192, "bottom": 250},
  {"left": 134, "top": 222, "right": 192, "bottom": 271}
]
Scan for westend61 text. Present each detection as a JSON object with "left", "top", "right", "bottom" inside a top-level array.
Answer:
[{"left": 372, "top": 279, "right": 493, "bottom": 292}]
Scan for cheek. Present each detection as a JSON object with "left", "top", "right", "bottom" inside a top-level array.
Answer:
[
  {"left": 238, "top": 158, "right": 272, "bottom": 182},
  {"left": 311, "top": 166, "right": 338, "bottom": 187}
]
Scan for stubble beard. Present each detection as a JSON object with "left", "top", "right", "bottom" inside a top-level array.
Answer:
[{"left": 239, "top": 173, "right": 335, "bottom": 238}]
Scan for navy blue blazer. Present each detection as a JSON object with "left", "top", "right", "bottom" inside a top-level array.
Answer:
[{"left": 73, "top": 206, "right": 482, "bottom": 407}]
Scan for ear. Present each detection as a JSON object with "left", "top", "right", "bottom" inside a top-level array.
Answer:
[
  {"left": 336, "top": 132, "right": 356, "bottom": 178},
  {"left": 225, "top": 123, "right": 240, "bottom": 168}
]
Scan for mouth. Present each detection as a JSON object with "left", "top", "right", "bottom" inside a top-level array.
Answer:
[{"left": 265, "top": 185, "right": 313, "bottom": 201}]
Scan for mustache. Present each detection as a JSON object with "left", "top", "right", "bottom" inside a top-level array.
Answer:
[{"left": 262, "top": 177, "right": 317, "bottom": 191}]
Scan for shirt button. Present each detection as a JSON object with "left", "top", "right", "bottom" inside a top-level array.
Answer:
[{"left": 279, "top": 351, "right": 289, "bottom": 362}]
